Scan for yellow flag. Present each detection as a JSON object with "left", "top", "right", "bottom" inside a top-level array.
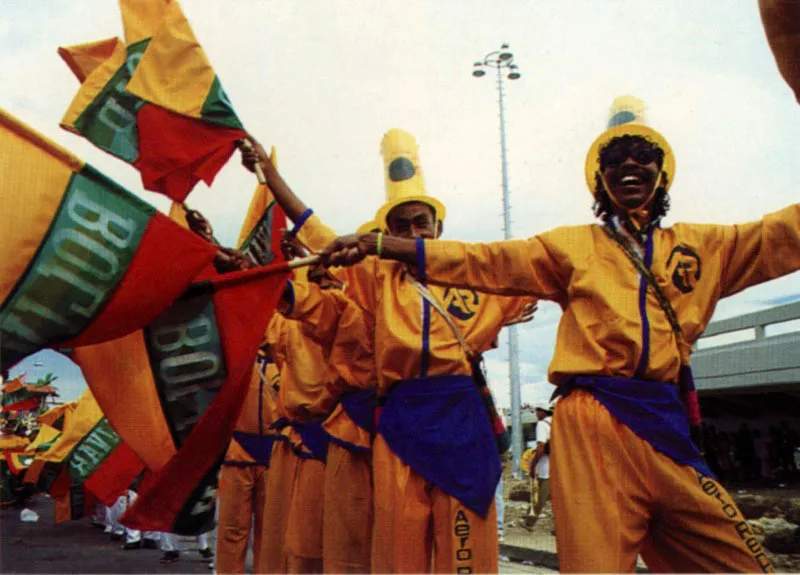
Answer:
[
  {"left": 237, "top": 147, "right": 278, "bottom": 247},
  {"left": 39, "top": 389, "right": 104, "bottom": 464},
  {"left": 120, "top": 0, "right": 173, "bottom": 45},
  {"left": 25, "top": 424, "right": 62, "bottom": 453},
  {"left": 58, "top": 37, "right": 126, "bottom": 84},
  {"left": 125, "top": 0, "right": 228, "bottom": 122}
]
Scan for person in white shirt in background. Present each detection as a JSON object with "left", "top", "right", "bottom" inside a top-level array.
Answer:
[{"left": 524, "top": 401, "right": 553, "bottom": 529}]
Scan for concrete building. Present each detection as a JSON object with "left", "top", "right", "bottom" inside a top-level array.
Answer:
[{"left": 693, "top": 300, "right": 800, "bottom": 432}]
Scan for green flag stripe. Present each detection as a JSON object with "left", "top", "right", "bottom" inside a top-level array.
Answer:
[
  {"left": 36, "top": 436, "right": 60, "bottom": 452},
  {"left": 37, "top": 461, "right": 63, "bottom": 492},
  {"left": 238, "top": 200, "right": 277, "bottom": 265},
  {"left": 66, "top": 417, "right": 121, "bottom": 482},
  {"left": 73, "top": 39, "right": 150, "bottom": 163},
  {"left": 144, "top": 284, "right": 227, "bottom": 449},
  {"left": 171, "top": 457, "right": 221, "bottom": 535},
  {"left": 17, "top": 455, "right": 35, "bottom": 467},
  {"left": 200, "top": 76, "right": 244, "bottom": 130},
  {"left": 0, "top": 165, "right": 154, "bottom": 366},
  {"left": 68, "top": 479, "right": 87, "bottom": 519}
]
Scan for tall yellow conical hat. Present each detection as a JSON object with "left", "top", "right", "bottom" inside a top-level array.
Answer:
[
  {"left": 374, "top": 129, "right": 446, "bottom": 229},
  {"left": 585, "top": 95, "right": 675, "bottom": 195}
]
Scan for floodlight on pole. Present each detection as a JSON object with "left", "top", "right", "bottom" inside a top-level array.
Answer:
[{"left": 472, "top": 43, "right": 524, "bottom": 478}]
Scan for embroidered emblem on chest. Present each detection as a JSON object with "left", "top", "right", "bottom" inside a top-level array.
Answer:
[
  {"left": 442, "top": 288, "right": 480, "bottom": 320},
  {"left": 666, "top": 245, "right": 702, "bottom": 293}
]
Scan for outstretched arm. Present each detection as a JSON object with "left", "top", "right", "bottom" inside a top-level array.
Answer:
[
  {"left": 322, "top": 232, "right": 415, "bottom": 267},
  {"left": 718, "top": 203, "right": 800, "bottom": 297},
  {"left": 322, "top": 232, "right": 568, "bottom": 300}
]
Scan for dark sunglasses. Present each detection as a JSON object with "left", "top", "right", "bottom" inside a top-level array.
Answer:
[{"left": 600, "top": 141, "right": 663, "bottom": 169}]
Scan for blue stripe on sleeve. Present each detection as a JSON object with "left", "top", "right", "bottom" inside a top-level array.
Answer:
[{"left": 288, "top": 208, "right": 314, "bottom": 237}]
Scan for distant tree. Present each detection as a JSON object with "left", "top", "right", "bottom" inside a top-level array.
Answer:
[{"left": 33, "top": 373, "right": 58, "bottom": 387}]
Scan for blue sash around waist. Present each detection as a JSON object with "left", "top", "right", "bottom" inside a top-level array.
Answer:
[
  {"left": 340, "top": 388, "right": 377, "bottom": 435},
  {"left": 378, "top": 375, "right": 500, "bottom": 517},
  {"left": 293, "top": 419, "right": 330, "bottom": 462},
  {"left": 268, "top": 417, "right": 330, "bottom": 462},
  {"left": 554, "top": 375, "right": 712, "bottom": 478},
  {"left": 231, "top": 432, "right": 277, "bottom": 467}
]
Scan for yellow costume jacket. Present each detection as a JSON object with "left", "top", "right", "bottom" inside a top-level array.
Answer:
[{"left": 420, "top": 204, "right": 800, "bottom": 385}]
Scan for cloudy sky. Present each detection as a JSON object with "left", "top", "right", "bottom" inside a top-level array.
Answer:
[{"left": 2, "top": 0, "right": 799, "bottom": 405}]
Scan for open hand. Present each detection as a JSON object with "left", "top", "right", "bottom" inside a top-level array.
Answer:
[{"left": 505, "top": 301, "right": 538, "bottom": 327}]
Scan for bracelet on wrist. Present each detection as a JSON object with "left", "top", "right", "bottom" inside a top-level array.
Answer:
[{"left": 376, "top": 232, "right": 383, "bottom": 258}]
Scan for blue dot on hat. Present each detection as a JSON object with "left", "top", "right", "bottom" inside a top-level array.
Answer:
[
  {"left": 608, "top": 110, "right": 636, "bottom": 128},
  {"left": 388, "top": 157, "right": 416, "bottom": 182}
]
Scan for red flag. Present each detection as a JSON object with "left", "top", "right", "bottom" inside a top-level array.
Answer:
[
  {"left": 75, "top": 263, "right": 289, "bottom": 534},
  {"left": 83, "top": 442, "right": 144, "bottom": 506},
  {"left": 133, "top": 106, "right": 244, "bottom": 203}
]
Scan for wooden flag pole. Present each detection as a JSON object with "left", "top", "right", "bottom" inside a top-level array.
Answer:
[
  {"left": 286, "top": 235, "right": 342, "bottom": 285},
  {"left": 239, "top": 140, "right": 267, "bottom": 185},
  {"left": 212, "top": 254, "right": 323, "bottom": 291},
  {"left": 286, "top": 254, "right": 322, "bottom": 269}
]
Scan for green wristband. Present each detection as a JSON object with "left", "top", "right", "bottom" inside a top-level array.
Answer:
[{"left": 376, "top": 232, "right": 383, "bottom": 258}]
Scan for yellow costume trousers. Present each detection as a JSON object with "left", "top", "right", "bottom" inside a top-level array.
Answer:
[
  {"left": 260, "top": 441, "right": 300, "bottom": 574},
  {"left": 551, "top": 390, "right": 773, "bottom": 573},
  {"left": 285, "top": 456, "right": 326, "bottom": 574},
  {"left": 216, "top": 464, "right": 268, "bottom": 574},
  {"left": 371, "top": 435, "right": 498, "bottom": 574},
  {"left": 323, "top": 443, "right": 372, "bottom": 573}
]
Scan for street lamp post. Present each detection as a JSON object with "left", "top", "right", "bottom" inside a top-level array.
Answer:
[{"left": 472, "top": 44, "right": 524, "bottom": 477}]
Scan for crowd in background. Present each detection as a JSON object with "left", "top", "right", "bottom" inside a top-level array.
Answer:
[
  {"left": 701, "top": 421, "right": 799, "bottom": 485},
  {"left": 498, "top": 405, "right": 800, "bottom": 488}
]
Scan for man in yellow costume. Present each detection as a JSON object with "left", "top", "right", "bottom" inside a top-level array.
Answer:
[
  {"left": 323, "top": 96, "right": 800, "bottom": 573},
  {"left": 261, "top": 291, "right": 337, "bottom": 574},
  {"left": 242, "top": 129, "right": 534, "bottom": 573},
  {"left": 215, "top": 352, "right": 279, "bottom": 573},
  {"left": 188, "top": 203, "right": 339, "bottom": 574},
  {"left": 262, "top": 238, "right": 376, "bottom": 574},
  {"left": 279, "top": 256, "right": 377, "bottom": 574}
]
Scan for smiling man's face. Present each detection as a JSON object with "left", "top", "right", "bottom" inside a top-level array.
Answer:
[{"left": 600, "top": 136, "right": 663, "bottom": 210}]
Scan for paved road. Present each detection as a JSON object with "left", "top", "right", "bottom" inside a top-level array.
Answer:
[
  {"left": 1, "top": 495, "right": 213, "bottom": 573},
  {"left": 2, "top": 494, "right": 556, "bottom": 574}
]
